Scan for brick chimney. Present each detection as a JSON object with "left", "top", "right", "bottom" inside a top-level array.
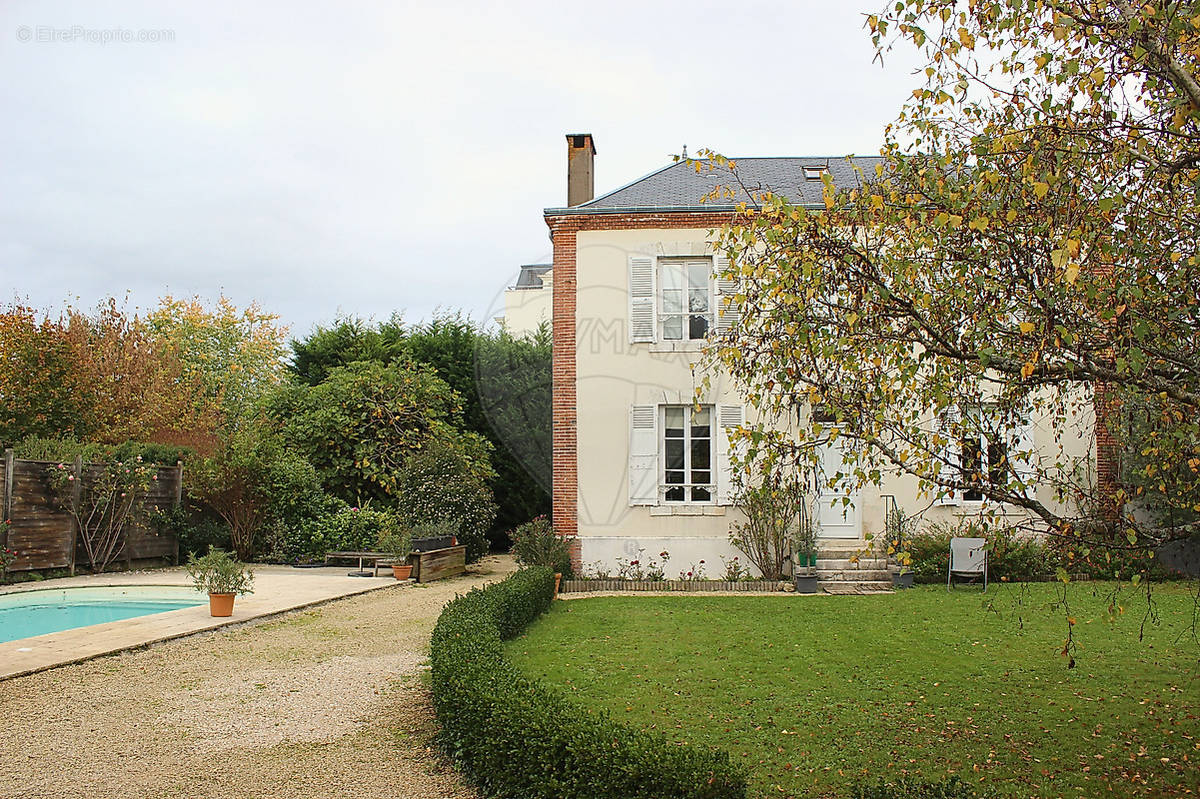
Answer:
[{"left": 566, "top": 133, "right": 596, "bottom": 207}]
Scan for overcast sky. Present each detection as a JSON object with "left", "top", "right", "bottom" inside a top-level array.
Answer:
[{"left": 1, "top": 0, "right": 922, "bottom": 339}]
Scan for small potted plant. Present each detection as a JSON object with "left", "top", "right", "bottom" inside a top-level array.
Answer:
[
  {"left": 884, "top": 507, "right": 914, "bottom": 589},
  {"left": 794, "top": 511, "right": 820, "bottom": 594},
  {"left": 380, "top": 530, "right": 413, "bottom": 580},
  {"left": 186, "top": 546, "right": 254, "bottom": 617}
]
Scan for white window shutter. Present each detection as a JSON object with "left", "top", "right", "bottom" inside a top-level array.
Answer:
[
  {"left": 716, "top": 404, "right": 744, "bottom": 506},
  {"left": 629, "top": 405, "right": 659, "bottom": 506},
  {"left": 629, "top": 256, "right": 656, "bottom": 343},
  {"left": 714, "top": 255, "right": 740, "bottom": 336},
  {"left": 934, "top": 407, "right": 961, "bottom": 506}
]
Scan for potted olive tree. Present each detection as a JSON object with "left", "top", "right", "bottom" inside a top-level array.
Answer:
[
  {"left": 186, "top": 546, "right": 255, "bottom": 617},
  {"left": 380, "top": 531, "right": 413, "bottom": 580}
]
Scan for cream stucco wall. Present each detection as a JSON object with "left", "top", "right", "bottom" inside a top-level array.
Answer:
[
  {"left": 571, "top": 226, "right": 1097, "bottom": 576},
  {"left": 502, "top": 282, "right": 552, "bottom": 337}
]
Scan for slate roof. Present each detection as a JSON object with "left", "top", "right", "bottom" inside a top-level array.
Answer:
[
  {"left": 546, "top": 156, "right": 884, "bottom": 214},
  {"left": 512, "top": 263, "right": 552, "bottom": 289}
]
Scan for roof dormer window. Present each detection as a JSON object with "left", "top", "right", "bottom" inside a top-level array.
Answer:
[{"left": 803, "top": 165, "right": 827, "bottom": 181}]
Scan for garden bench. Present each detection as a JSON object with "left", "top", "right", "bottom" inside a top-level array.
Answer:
[{"left": 324, "top": 550, "right": 391, "bottom": 577}]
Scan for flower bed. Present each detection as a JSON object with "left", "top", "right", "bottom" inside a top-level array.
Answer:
[{"left": 560, "top": 578, "right": 774, "bottom": 593}]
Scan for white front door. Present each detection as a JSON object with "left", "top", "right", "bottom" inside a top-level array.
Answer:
[{"left": 815, "top": 434, "right": 861, "bottom": 539}]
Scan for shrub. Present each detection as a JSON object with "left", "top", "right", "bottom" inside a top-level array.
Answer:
[
  {"left": 510, "top": 516, "right": 573, "bottom": 577},
  {"left": 728, "top": 471, "right": 806, "bottom": 581},
  {"left": 258, "top": 451, "right": 347, "bottom": 562},
  {"left": 15, "top": 436, "right": 191, "bottom": 466},
  {"left": 397, "top": 441, "right": 497, "bottom": 562},
  {"left": 853, "top": 776, "right": 995, "bottom": 799},
  {"left": 429, "top": 567, "right": 747, "bottom": 799},
  {"left": 408, "top": 519, "right": 458, "bottom": 539},
  {"left": 301, "top": 505, "right": 404, "bottom": 556},
  {"left": 150, "top": 505, "right": 231, "bottom": 559},
  {"left": 907, "top": 520, "right": 1065, "bottom": 583},
  {"left": 185, "top": 546, "right": 254, "bottom": 595}
]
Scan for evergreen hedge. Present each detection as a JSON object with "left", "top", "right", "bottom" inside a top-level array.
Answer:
[{"left": 429, "top": 567, "right": 748, "bottom": 799}]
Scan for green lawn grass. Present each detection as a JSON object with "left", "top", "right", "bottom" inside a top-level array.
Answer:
[{"left": 505, "top": 583, "right": 1200, "bottom": 799}]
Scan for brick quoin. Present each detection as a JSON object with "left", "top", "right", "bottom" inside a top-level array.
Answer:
[{"left": 544, "top": 210, "right": 738, "bottom": 571}]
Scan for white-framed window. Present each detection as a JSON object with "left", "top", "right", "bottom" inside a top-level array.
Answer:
[
  {"left": 629, "top": 254, "right": 735, "bottom": 345},
  {"left": 936, "top": 405, "right": 1035, "bottom": 505},
  {"left": 662, "top": 405, "right": 714, "bottom": 503},
  {"left": 658, "top": 259, "right": 713, "bottom": 342},
  {"left": 629, "top": 403, "right": 741, "bottom": 507}
]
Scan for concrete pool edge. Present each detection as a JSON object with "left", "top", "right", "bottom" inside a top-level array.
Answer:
[{"left": 0, "top": 567, "right": 402, "bottom": 681}]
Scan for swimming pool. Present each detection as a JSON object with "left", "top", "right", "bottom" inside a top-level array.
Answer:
[{"left": 0, "top": 586, "right": 205, "bottom": 643}]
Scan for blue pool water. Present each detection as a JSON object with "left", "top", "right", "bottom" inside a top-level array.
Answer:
[{"left": 0, "top": 586, "right": 205, "bottom": 643}]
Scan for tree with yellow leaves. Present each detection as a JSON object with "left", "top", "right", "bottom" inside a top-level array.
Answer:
[{"left": 707, "top": 1, "right": 1200, "bottom": 566}]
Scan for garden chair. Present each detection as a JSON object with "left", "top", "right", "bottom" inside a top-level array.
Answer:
[{"left": 947, "top": 536, "right": 988, "bottom": 592}]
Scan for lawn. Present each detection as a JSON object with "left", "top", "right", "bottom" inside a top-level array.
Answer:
[{"left": 505, "top": 583, "right": 1200, "bottom": 799}]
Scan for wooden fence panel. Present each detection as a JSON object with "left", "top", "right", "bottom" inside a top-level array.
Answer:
[
  {"left": 6, "top": 460, "right": 74, "bottom": 572},
  {"left": 2, "top": 451, "right": 182, "bottom": 573}
]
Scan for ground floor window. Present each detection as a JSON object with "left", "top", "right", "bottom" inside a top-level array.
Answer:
[{"left": 662, "top": 405, "right": 713, "bottom": 502}]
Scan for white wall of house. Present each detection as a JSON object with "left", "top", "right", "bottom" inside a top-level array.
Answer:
[
  {"left": 571, "top": 225, "right": 1097, "bottom": 574},
  {"left": 502, "top": 277, "right": 552, "bottom": 337}
]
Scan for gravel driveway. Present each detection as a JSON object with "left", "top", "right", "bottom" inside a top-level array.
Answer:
[{"left": 0, "top": 555, "right": 516, "bottom": 799}]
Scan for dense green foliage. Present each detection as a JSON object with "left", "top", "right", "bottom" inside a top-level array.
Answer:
[
  {"left": 288, "top": 314, "right": 550, "bottom": 537},
  {"left": 510, "top": 516, "right": 573, "bottom": 577},
  {"left": 396, "top": 441, "right": 496, "bottom": 562},
  {"left": 151, "top": 505, "right": 231, "bottom": 560},
  {"left": 430, "top": 568, "right": 747, "bottom": 799},
  {"left": 508, "top": 587, "right": 1199, "bottom": 798},
  {"left": 298, "top": 506, "right": 403, "bottom": 561},
  {"left": 14, "top": 436, "right": 191, "bottom": 466},
  {"left": 905, "top": 522, "right": 1178, "bottom": 585},
  {"left": 266, "top": 358, "right": 492, "bottom": 507}
]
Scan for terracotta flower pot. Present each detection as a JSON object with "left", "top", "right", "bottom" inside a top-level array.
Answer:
[
  {"left": 392, "top": 564, "right": 413, "bottom": 580},
  {"left": 208, "top": 592, "right": 236, "bottom": 617}
]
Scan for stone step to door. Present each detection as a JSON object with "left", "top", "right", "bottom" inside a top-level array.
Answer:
[
  {"left": 815, "top": 558, "right": 888, "bottom": 570},
  {"left": 816, "top": 544, "right": 883, "bottom": 556},
  {"left": 817, "top": 568, "right": 891, "bottom": 582},
  {"left": 820, "top": 580, "right": 894, "bottom": 595}
]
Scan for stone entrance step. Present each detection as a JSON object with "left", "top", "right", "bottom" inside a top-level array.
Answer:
[{"left": 820, "top": 579, "right": 894, "bottom": 595}]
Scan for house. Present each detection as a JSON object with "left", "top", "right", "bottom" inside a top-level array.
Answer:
[
  {"left": 500, "top": 263, "right": 552, "bottom": 336},
  {"left": 540, "top": 134, "right": 1096, "bottom": 582}
]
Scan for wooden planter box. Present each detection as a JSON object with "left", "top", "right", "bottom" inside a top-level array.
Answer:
[{"left": 410, "top": 544, "right": 466, "bottom": 583}]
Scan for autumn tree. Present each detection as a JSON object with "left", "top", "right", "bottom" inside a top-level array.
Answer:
[
  {"left": 0, "top": 305, "right": 86, "bottom": 443},
  {"left": 146, "top": 295, "right": 289, "bottom": 441},
  {"left": 707, "top": 1, "right": 1200, "bottom": 565},
  {"left": 0, "top": 300, "right": 213, "bottom": 447}
]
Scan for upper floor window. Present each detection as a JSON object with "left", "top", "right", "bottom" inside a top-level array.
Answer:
[{"left": 659, "top": 259, "right": 712, "bottom": 341}]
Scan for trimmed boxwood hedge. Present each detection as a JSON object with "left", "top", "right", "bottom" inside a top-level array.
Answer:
[{"left": 429, "top": 566, "right": 748, "bottom": 799}]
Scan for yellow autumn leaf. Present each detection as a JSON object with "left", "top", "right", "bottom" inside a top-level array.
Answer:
[
  {"left": 1033, "top": 182, "right": 1050, "bottom": 198},
  {"left": 1064, "top": 263, "right": 1080, "bottom": 284},
  {"left": 1019, "top": 321, "right": 1035, "bottom": 334}
]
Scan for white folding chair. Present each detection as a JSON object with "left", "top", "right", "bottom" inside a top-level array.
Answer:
[{"left": 947, "top": 536, "right": 988, "bottom": 592}]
